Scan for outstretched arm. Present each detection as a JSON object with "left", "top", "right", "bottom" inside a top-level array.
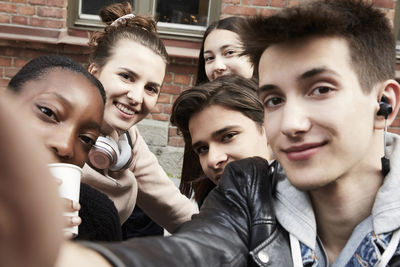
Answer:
[{"left": 0, "top": 92, "right": 63, "bottom": 267}]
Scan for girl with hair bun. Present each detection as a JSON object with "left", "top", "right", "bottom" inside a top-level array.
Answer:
[{"left": 82, "top": 2, "right": 197, "bottom": 234}]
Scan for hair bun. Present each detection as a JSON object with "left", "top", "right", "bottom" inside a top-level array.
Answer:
[{"left": 99, "top": 2, "right": 157, "bottom": 33}]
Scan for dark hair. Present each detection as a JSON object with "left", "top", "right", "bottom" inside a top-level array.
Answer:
[
  {"left": 171, "top": 75, "right": 264, "bottom": 205},
  {"left": 88, "top": 1, "right": 169, "bottom": 69},
  {"left": 240, "top": 0, "right": 395, "bottom": 92},
  {"left": 8, "top": 55, "right": 106, "bottom": 103},
  {"left": 196, "top": 16, "right": 248, "bottom": 85}
]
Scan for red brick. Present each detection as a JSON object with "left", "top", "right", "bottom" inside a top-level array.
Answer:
[
  {"left": 270, "top": 0, "right": 287, "bottom": 7},
  {"left": 163, "top": 105, "right": 172, "bottom": 115},
  {"left": 222, "top": 0, "right": 240, "bottom": 3},
  {"left": 167, "top": 64, "right": 197, "bottom": 75},
  {"left": 157, "top": 93, "right": 170, "bottom": 104},
  {"left": 30, "top": 17, "right": 64, "bottom": 28},
  {"left": 20, "top": 49, "right": 44, "bottom": 59},
  {"left": 47, "top": 0, "right": 67, "bottom": 8},
  {"left": 12, "top": 15, "right": 28, "bottom": 25},
  {"left": 288, "top": 0, "right": 301, "bottom": 7},
  {"left": 0, "top": 3, "right": 17, "bottom": 13},
  {"left": 174, "top": 74, "right": 191, "bottom": 85},
  {"left": 163, "top": 73, "right": 172, "bottom": 83},
  {"left": 37, "top": 7, "right": 66, "bottom": 18},
  {"left": 169, "top": 127, "right": 180, "bottom": 137},
  {"left": 0, "top": 14, "right": 10, "bottom": 23},
  {"left": 242, "top": 0, "right": 252, "bottom": 5},
  {"left": 222, "top": 5, "right": 258, "bottom": 16},
  {"left": 161, "top": 84, "right": 181, "bottom": 95},
  {"left": 260, "top": 8, "right": 279, "bottom": 17},
  {"left": 168, "top": 136, "right": 185, "bottom": 147},
  {"left": 5, "top": 67, "right": 18, "bottom": 78},
  {"left": 18, "top": 5, "right": 35, "bottom": 15},
  {"left": 13, "top": 58, "right": 29, "bottom": 67},
  {"left": 391, "top": 118, "right": 400, "bottom": 127},
  {"left": 252, "top": 0, "right": 268, "bottom": 6},
  {"left": 389, "top": 127, "right": 400, "bottom": 135},
  {"left": 0, "top": 78, "right": 10, "bottom": 88},
  {"left": 62, "top": 44, "right": 90, "bottom": 54},
  {"left": 28, "top": 0, "right": 46, "bottom": 5},
  {"left": 152, "top": 114, "right": 169, "bottom": 121},
  {"left": 152, "top": 103, "right": 162, "bottom": 113},
  {"left": 12, "top": 0, "right": 27, "bottom": 3},
  {"left": 172, "top": 57, "right": 197, "bottom": 65},
  {"left": 0, "top": 57, "right": 11, "bottom": 67},
  {"left": 373, "top": 0, "right": 395, "bottom": 9},
  {"left": 67, "top": 28, "right": 90, "bottom": 38}
]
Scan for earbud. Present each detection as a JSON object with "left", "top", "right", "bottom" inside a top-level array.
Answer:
[
  {"left": 377, "top": 95, "right": 393, "bottom": 119},
  {"left": 377, "top": 95, "right": 392, "bottom": 177}
]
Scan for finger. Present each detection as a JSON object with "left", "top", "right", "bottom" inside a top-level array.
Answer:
[
  {"left": 61, "top": 198, "right": 80, "bottom": 212},
  {"left": 63, "top": 216, "right": 81, "bottom": 228}
]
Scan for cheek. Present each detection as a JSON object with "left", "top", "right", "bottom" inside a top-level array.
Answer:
[
  {"left": 143, "top": 95, "right": 159, "bottom": 112},
  {"left": 205, "top": 65, "right": 213, "bottom": 81}
]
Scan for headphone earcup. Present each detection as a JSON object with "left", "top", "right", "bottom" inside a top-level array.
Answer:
[
  {"left": 109, "top": 133, "right": 133, "bottom": 171},
  {"left": 377, "top": 95, "right": 393, "bottom": 119},
  {"left": 88, "top": 136, "right": 119, "bottom": 170}
]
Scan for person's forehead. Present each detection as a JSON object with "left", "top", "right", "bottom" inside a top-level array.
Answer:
[{"left": 257, "top": 37, "right": 352, "bottom": 86}]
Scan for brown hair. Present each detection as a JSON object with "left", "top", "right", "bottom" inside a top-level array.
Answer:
[
  {"left": 240, "top": 0, "right": 395, "bottom": 92},
  {"left": 88, "top": 1, "right": 169, "bottom": 68},
  {"left": 171, "top": 75, "right": 263, "bottom": 206},
  {"left": 196, "top": 16, "right": 249, "bottom": 85}
]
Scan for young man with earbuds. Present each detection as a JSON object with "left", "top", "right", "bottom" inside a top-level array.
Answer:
[{"left": 54, "top": 1, "right": 400, "bottom": 266}]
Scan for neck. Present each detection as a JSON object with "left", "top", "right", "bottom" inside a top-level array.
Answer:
[{"left": 309, "top": 137, "right": 384, "bottom": 263}]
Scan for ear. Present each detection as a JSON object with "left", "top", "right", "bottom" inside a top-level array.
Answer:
[
  {"left": 88, "top": 63, "right": 99, "bottom": 77},
  {"left": 374, "top": 79, "right": 400, "bottom": 130}
]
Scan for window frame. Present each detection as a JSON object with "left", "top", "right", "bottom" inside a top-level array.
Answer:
[{"left": 67, "top": 0, "right": 221, "bottom": 41}]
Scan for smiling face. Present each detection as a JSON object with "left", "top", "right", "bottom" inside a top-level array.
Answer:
[
  {"left": 90, "top": 39, "right": 166, "bottom": 133},
  {"left": 258, "top": 37, "right": 382, "bottom": 190},
  {"left": 204, "top": 29, "right": 253, "bottom": 81},
  {"left": 17, "top": 68, "right": 104, "bottom": 167},
  {"left": 189, "top": 105, "right": 270, "bottom": 184}
]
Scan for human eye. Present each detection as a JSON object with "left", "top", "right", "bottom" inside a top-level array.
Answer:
[
  {"left": 79, "top": 134, "right": 96, "bottom": 148},
  {"left": 119, "top": 72, "right": 133, "bottom": 82},
  {"left": 222, "top": 132, "right": 237, "bottom": 142},
  {"left": 263, "top": 96, "right": 284, "bottom": 108},
  {"left": 194, "top": 145, "right": 208, "bottom": 155},
  {"left": 224, "top": 49, "right": 236, "bottom": 57},
  {"left": 204, "top": 55, "right": 214, "bottom": 63},
  {"left": 37, "top": 105, "right": 59, "bottom": 122},
  {"left": 310, "top": 86, "right": 334, "bottom": 96},
  {"left": 145, "top": 85, "right": 159, "bottom": 95}
]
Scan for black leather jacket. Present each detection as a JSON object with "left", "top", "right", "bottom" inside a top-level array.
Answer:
[{"left": 94, "top": 157, "right": 293, "bottom": 267}]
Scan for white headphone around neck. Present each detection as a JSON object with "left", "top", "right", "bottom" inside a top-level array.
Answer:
[{"left": 88, "top": 132, "right": 133, "bottom": 171}]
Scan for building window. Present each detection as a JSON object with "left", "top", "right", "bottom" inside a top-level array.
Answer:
[{"left": 68, "top": 0, "right": 221, "bottom": 40}]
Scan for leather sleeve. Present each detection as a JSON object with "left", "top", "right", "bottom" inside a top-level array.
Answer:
[{"left": 92, "top": 157, "right": 271, "bottom": 267}]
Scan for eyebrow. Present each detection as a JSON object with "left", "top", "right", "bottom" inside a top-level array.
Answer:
[
  {"left": 258, "top": 67, "right": 339, "bottom": 94},
  {"left": 204, "top": 44, "right": 238, "bottom": 55},
  {"left": 120, "top": 67, "right": 161, "bottom": 88},
  {"left": 191, "top": 125, "right": 240, "bottom": 149},
  {"left": 46, "top": 92, "right": 101, "bottom": 130}
]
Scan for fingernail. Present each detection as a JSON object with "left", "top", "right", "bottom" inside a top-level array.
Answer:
[
  {"left": 71, "top": 216, "right": 81, "bottom": 225},
  {"left": 72, "top": 201, "right": 81, "bottom": 210}
]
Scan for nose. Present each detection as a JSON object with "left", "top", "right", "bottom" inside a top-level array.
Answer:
[
  {"left": 47, "top": 128, "right": 75, "bottom": 163},
  {"left": 207, "top": 145, "right": 228, "bottom": 170},
  {"left": 280, "top": 99, "right": 312, "bottom": 138},
  {"left": 212, "top": 56, "right": 227, "bottom": 74},
  {"left": 126, "top": 84, "right": 144, "bottom": 105}
]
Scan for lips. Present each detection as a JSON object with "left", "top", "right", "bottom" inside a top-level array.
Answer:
[
  {"left": 114, "top": 102, "right": 137, "bottom": 116},
  {"left": 283, "top": 141, "right": 327, "bottom": 161}
]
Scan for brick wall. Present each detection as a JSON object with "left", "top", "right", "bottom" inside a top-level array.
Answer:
[{"left": 0, "top": 0, "right": 398, "bottom": 142}]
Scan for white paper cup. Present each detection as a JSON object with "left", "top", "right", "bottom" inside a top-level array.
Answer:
[{"left": 48, "top": 163, "right": 82, "bottom": 237}]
